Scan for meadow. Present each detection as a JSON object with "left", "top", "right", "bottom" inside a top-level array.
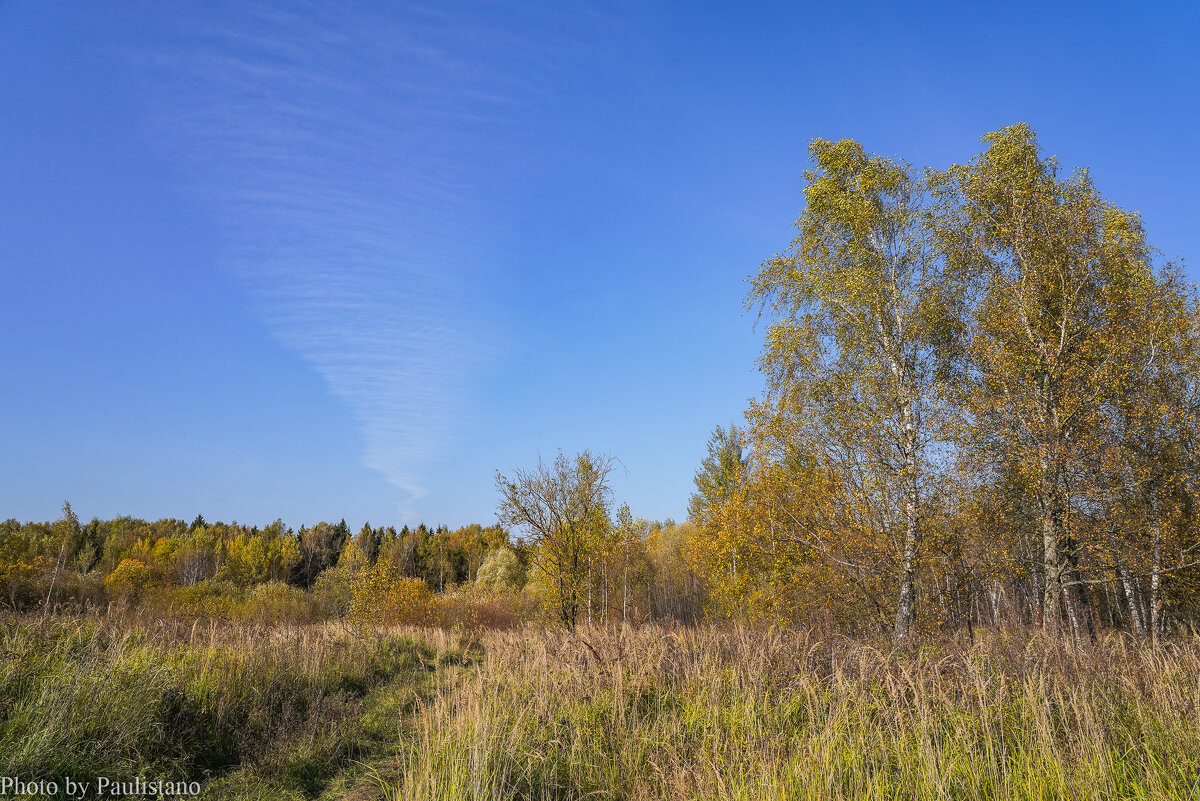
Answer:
[
  {"left": 0, "top": 614, "right": 467, "bottom": 800},
  {"left": 3, "top": 615, "right": 1199, "bottom": 800}
]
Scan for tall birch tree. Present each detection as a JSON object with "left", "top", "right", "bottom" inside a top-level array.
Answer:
[
  {"left": 749, "top": 138, "right": 957, "bottom": 640},
  {"left": 938, "top": 124, "right": 1156, "bottom": 636}
]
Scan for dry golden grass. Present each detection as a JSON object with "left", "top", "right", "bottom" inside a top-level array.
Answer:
[
  {"left": 390, "top": 625, "right": 1200, "bottom": 801},
  {"left": 6, "top": 616, "right": 1199, "bottom": 800}
]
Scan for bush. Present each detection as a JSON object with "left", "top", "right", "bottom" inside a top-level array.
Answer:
[
  {"left": 311, "top": 565, "right": 355, "bottom": 619},
  {"left": 104, "top": 558, "right": 155, "bottom": 603},
  {"left": 432, "top": 587, "right": 528, "bottom": 630},
  {"left": 47, "top": 569, "right": 106, "bottom": 613},
  {"left": 0, "top": 556, "right": 50, "bottom": 611},
  {"left": 350, "top": 568, "right": 432, "bottom": 626},
  {"left": 241, "top": 581, "right": 311, "bottom": 625},
  {"left": 475, "top": 546, "right": 526, "bottom": 592}
]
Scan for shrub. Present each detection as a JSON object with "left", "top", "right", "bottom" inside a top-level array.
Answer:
[
  {"left": 0, "top": 556, "right": 50, "bottom": 611},
  {"left": 432, "top": 587, "right": 527, "bottom": 630},
  {"left": 312, "top": 565, "right": 356, "bottom": 619},
  {"left": 241, "top": 581, "right": 311, "bottom": 625},
  {"left": 155, "top": 580, "right": 240, "bottom": 619},
  {"left": 475, "top": 546, "right": 526, "bottom": 592},
  {"left": 104, "top": 559, "right": 155, "bottom": 603},
  {"left": 350, "top": 568, "right": 432, "bottom": 626}
]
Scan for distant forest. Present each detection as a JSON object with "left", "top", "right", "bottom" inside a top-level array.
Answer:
[{"left": 0, "top": 501, "right": 703, "bottom": 629}]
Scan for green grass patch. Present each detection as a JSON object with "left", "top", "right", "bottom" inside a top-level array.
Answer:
[{"left": 0, "top": 616, "right": 453, "bottom": 800}]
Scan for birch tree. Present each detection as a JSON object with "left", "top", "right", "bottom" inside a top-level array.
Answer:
[
  {"left": 748, "top": 138, "right": 956, "bottom": 640},
  {"left": 938, "top": 124, "right": 1156, "bottom": 636}
]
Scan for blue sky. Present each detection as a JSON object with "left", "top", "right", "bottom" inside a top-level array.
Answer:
[{"left": 2, "top": 0, "right": 1197, "bottom": 530}]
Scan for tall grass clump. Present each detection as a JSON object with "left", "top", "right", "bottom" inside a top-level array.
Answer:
[
  {"left": 393, "top": 626, "right": 1200, "bottom": 801},
  {"left": 0, "top": 615, "right": 438, "bottom": 798}
]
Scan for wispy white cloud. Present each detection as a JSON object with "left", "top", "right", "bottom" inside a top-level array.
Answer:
[{"left": 138, "top": 1, "right": 562, "bottom": 512}]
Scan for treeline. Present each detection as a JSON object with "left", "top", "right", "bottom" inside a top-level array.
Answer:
[
  {"left": 0, "top": 501, "right": 705, "bottom": 627},
  {"left": 0, "top": 505, "right": 497, "bottom": 618},
  {"left": 688, "top": 124, "right": 1200, "bottom": 641}
]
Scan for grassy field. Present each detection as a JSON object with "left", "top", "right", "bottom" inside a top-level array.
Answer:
[
  {"left": 0, "top": 616, "right": 471, "bottom": 800},
  {"left": 2, "top": 618, "right": 1199, "bottom": 800},
  {"left": 397, "top": 627, "right": 1200, "bottom": 801}
]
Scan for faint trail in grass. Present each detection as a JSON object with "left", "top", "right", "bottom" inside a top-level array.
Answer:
[
  {"left": 0, "top": 617, "right": 480, "bottom": 801},
  {"left": 314, "top": 629, "right": 484, "bottom": 801}
]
